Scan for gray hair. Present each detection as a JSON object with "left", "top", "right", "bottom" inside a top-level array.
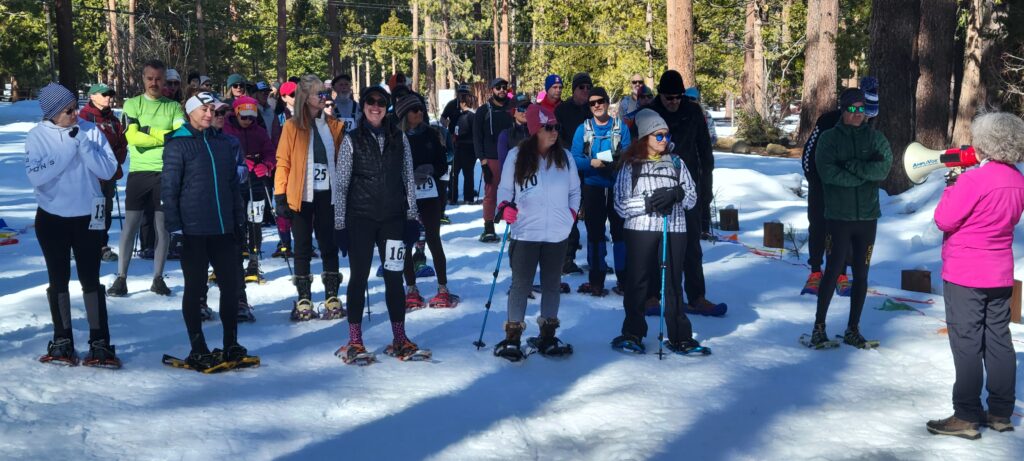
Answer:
[{"left": 971, "top": 112, "right": 1024, "bottom": 164}]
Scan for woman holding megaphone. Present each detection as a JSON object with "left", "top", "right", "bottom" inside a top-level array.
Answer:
[{"left": 926, "top": 112, "right": 1024, "bottom": 439}]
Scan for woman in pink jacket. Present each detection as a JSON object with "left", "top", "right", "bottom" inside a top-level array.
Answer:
[{"left": 927, "top": 112, "right": 1024, "bottom": 440}]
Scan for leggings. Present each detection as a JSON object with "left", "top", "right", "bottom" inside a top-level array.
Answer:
[
  {"left": 291, "top": 190, "right": 339, "bottom": 277},
  {"left": 507, "top": 239, "right": 568, "bottom": 323},
  {"left": 450, "top": 144, "right": 476, "bottom": 203},
  {"left": 36, "top": 208, "right": 107, "bottom": 342},
  {"left": 241, "top": 176, "right": 269, "bottom": 260},
  {"left": 116, "top": 210, "right": 169, "bottom": 279},
  {"left": 815, "top": 219, "right": 877, "bottom": 327},
  {"left": 581, "top": 184, "right": 625, "bottom": 289},
  {"left": 346, "top": 217, "right": 405, "bottom": 324},
  {"left": 181, "top": 233, "right": 239, "bottom": 352},
  {"left": 404, "top": 195, "right": 448, "bottom": 286},
  {"left": 622, "top": 229, "right": 692, "bottom": 342}
]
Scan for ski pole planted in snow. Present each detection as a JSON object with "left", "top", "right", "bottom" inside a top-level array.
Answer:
[
  {"left": 473, "top": 222, "right": 512, "bottom": 349},
  {"left": 658, "top": 215, "right": 668, "bottom": 360}
]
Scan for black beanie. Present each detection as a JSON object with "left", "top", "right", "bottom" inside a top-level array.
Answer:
[
  {"left": 838, "top": 88, "right": 866, "bottom": 108},
  {"left": 657, "top": 70, "right": 685, "bottom": 95},
  {"left": 361, "top": 86, "right": 391, "bottom": 106}
]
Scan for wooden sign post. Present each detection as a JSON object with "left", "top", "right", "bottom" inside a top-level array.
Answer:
[
  {"left": 763, "top": 222, "right": 784, "bottom": 249},
  {"left": 901, "top": 270, "right": 932, "bottom": 294},
  {"left": 719, "top": 208, "right": 739, "bottom": 231}
]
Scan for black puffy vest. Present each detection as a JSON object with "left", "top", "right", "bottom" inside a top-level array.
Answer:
[{"left": 346, "top": 120, "right": 409, "bottom": 222}]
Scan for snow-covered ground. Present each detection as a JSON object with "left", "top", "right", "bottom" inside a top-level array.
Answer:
[{"left": 0, "top": 100, "right": 1022, "bottom": 460}]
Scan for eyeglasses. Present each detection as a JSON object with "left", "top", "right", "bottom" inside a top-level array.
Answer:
[
  {"left": 542, "top": 124, "right": 561, "bottom": 133},
  {"left": 846, "top": 105, "right": 866, "bottom": 113},
  {"left": 364, "top": 96, "right": 388, "bottom": 108},
  {"left": 231, "top": 83, "right": 244, "bottom": 89},
  {"left": 663, "top": 95, "right": 684, "bottom": 102},
  {"left": 653, "top": 132, "right": 670, "bottom": 143},
  {"left": 240, "top": 116, "right": 257, "bottom": 122},
  {"left": 631, "top": 80, "right": 644, "bottom": 85},
  {"left": 214, "top": 110, "right": 228, "bottom": 117},
  {"left": 494, "top": 85, "right": 508, "bottom": 91},
  {"left": 576, "top": 84, "right": 592, "bottom": 91},
  {"left": 317, "top": 91, "right": 332, "bottom": 101},
  {"left": 589, "top": 98, "right": 608, "bottom": 107}
]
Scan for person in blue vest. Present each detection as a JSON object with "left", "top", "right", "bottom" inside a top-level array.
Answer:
[{"left": 570, "top": 87, "right": 632, "bottom": 296}]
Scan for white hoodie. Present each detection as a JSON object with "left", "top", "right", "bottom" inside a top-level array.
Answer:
[
  {"left": 497, "top": 146, "right": 581, "bottom": 243},
  {"left": 25, "top": 120, "right": 118, "bottom": 217}
]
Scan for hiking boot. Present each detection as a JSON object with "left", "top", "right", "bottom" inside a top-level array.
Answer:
[
  {"left": 983, "top": 414, "right": 1014, "bottom": 432},
  {"left": 801, "top": 271, "right": 822, "bottom": 295},
  {"left": 807, "top": 324, "right": 834, "bottom": 348},
  {"left": 926, "top": 415, "right": 981, "bottom": 440},
  {"left": 494, "top": 321, "right": 526, "bottom": 361},
  {"left": 107, "top": 276, "right": 128, "bottom": 297},
  {"left": 835, "top": 274, "right": 852, "bottom": 297},
  {"left": 150, "top": 276, "right": 171, "bottom": 296},
  {"left": 237, "top": 302, "right": 256, "bottom": 322},
  {"left": 83, "top": 339, "right": 121, "bottom": 368},
  {"left": 40, "top": 337, "right": 78, "bottom": 365},
  {"left": 842, "top": 326, "right": 878, "bottom": 349},
  {"left": 185, "top": 350, "right": 222, "bottom": 372},
  {"left": 322, "top": 271, "right": 345, "bottom": 320},
  {"left": 405, "top": 288, "right": 425, "bottom": 311},
  {"left": 100, "top": 246, "right": 118, "bottom": 262},
  {"left": 222, "top": 343, "right": 260, "bottom": 368},
  {"left": 531, "top": 317, "right": 573, "bottom": 356},
  {"left": 428, "top": 289, "right": 459, "bottom": 308}
]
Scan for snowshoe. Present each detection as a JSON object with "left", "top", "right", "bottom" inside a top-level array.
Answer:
[
  {"left": 244, "top": 262, "right": 265, "bottom": 284},
  {"left": 39, "top": 338, "right": 79, "bottom": 366},
  {"left": 100, "top": 246, "right": 118, "bottom": 262},
  {"left": 684, "top": 298, "right": 728, "bottom": 317},
  {"left": 493, "top": 340, "right": 526, "bottom": 362},
  {"left": 835, "top": 274, "right": 852, "bottom": 297},
  {"left": 335, "top": 343, "right": 376, "bottom": 366},
  {"left": 526, "top": 336, "right": 574, "bottom": 357},
  {"left": 82, "top": 339, "right": 122, "bottom": 369},
  {"left": 839, "top": 327, "right": 879, "bottom": 349},
  {"left": 440, "top": 214, "right": 451, "bottom": 225},
  {"left": 561, "top": 260, "right": 584, "bottom": 275},
  {"left": 162, "top": 350, "right": 231, "bottom": 373},
  {"left": 577, "top": 282, "right": 608, "bottom": 297},
  {"left": 665, "top": 338, "right": 712, "bottom": 356},
  {"left": 150, "top": 276, "right": 171, "bottom": 296},
  {"left": 801, "top": 271, "right": 822, "bottom": 296},
  {"left": 107, "top": 276, "right": 128, "bottom": 297},
  {"left": 479, "top": 231, "right": 499, "bottom": 243},
  {"left": 800, "top": 324, "right": 839, "bottom": 350},
  {"left": 320, "top": 297, "right": 345, "bottom": 320},
  {"left": 611, "top": 335, "right": 646, "bottom": 354},
  {"left": 221, "top": 344, "right": 260, "bottom": 369},
  {"left": 290, "top": 299, "right": 318, "bottom": 321},
  {"left": 237, "top": 302, "right": 256, "bottom": 323},
  {"left": 272, "top": 245, "right": 293, "bottom": 258},
  {"left": 384, "top": 339, "right": 432, "bottom": 362},
  {"left": 405, "top": 291, "right": 425, "bottom": 311},
  {"left": 428, "top": 291, "right": 459, "bottom": 308}
]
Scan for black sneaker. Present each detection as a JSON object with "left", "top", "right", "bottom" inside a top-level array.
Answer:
[
  {"left": 237, "top": 302, "right": 256, "bottom": 322},
  {"left": 842, "top": 326, "right": 879, "bottom": 349},
  {"left": 107, "top": 276, "right": 128, "bottom": 297},
  {"left": 479, "top": 231, "right": 499, "bottom": 243},
  {"left": 150, "top": 276, "right": 171, "bottom": 296},
  {"left": 83, "top": 339, "right": 122, "bottom": 368},
  {"left": 40, "top": 338, "right": 79, "bottom": 365}
]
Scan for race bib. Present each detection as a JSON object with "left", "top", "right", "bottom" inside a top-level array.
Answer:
[
  {"left": 516, "top": 173, "right": 539, "bottom": 196},
  {"left": 595, "top": 150, "right": 614, "bottom": 163},
  {"left": 313, "top": 163, "right": 329, "bottom": 190},
  {"left": 341, "top": 118, "right": 356, "bottom": 132},
  {"left": 383, "top": 239, "right": 405, "bottom": 271},
  {"left": 415, "top": 177, "right": 438, "bottom": 199},
  {"left": 89, "top": 197, "right": 106, "bottom": 230},
  {"left": 247, "top": 200, "right": 266, "bottom": 224}
]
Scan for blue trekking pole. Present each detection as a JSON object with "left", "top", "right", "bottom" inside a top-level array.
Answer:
[
  {"left": 658, "top": 215, "right": 668, "bottom": 360},
  {"left": 473, "top": 222, "right": 512, "bottom": 349}
]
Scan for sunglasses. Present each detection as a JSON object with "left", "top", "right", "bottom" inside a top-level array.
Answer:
[
  {"left": 231, "top": 83, "right": 244, "bottom": 89},
  {"left": 541, "top": 124, "right": 561, "bottom": 133},
  {"left": 317, "top": 91, "right": 332, "bottom": 101},
  {"left": 653, "top": 132, "right": 670, "bottom": 143},
  {"left": 663, "top": 95, "right": 684, "bottom": 102},
  {"left": 494, "top": 85, "right": 508, "bottom": 91},
  {"left": 214, "top": 110, "right": 228, "bottom": 117},
  {"left": 589, "top": 98, "right": 608, "bottom": 107},
  {"left": 631, "top": 80, "right": 644, "bottom": 85},
  {"left": 364, "top": 96, "right": 388, "bottom": 108},
  {"left": 846, "top": 105, "right": 866, "bottom": 113},
  {"left": 240, "top": 116, "right": 257, "bottom": 122}
]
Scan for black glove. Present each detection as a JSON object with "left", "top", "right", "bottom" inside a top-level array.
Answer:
[
  {"left": 647, "top": 186, "right": 683, "bottom": 214},
  {"left": 334, "top": 228, "right": 349, "bottom": 257},
  {"left": 403, "top": 220, "right": 421, "bottom": 247},
  {"left": 274, "top": 194, "right": 293, "bottom": 219},
  {"left": 944, "top": 169, "right": 960, "bottom": 187},
  {"left": 481, "top": 162, "right": 494, "bottom": 184}
]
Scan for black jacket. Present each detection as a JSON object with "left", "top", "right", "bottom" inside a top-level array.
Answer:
[
  {"left": 161, "top": 124, "right": 244, "bottom": 236},
  {"left": 472, "top": 99, "right": 514, "bottom": 160},
  {"left": 650, "top": 98, "right": 714, "bottom": 194},
  {"left": 347, "top": 118, "right": 411, "bottom": 222},
  {"left": 554, "top": 99, "right": 591, "bottom": 149},
  {"left": 408, "top": 125, "right": 448, "bottom": 202}
]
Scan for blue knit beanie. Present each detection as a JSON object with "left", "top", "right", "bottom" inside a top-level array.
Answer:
[
  {"left": 39, "top": 82, "right": 77, "bottom": 121},
  {"left": 545, "top": 74, "right": 563, "bottom": 91}
]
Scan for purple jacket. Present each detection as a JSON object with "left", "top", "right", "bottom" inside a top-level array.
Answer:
[
  {"left": 935, "top": 160, "right": 1024, "bottom": 288},
  {"left": 222, "top": 116, "right": 276, "bottom": 179}
]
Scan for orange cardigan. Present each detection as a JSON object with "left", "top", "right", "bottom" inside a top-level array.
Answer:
[{"left": 274, "top": 115, "right": 346, "bottom": 212}]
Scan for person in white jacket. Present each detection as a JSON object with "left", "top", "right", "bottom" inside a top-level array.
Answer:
[
  {"left": 25, "top": 83, "right": 120, "bottom": 367},
  {"left": 493, "top": 105, "right": 581, "bottom": 360}
]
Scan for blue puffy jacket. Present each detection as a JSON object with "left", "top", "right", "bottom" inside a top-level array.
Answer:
[{"left": 161, "top": 124, "right": 244, "bottom": 235}]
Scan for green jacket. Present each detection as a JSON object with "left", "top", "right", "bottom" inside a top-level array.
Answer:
[
  {"left": 814, "top": 120, "right": 893, "bottom": 221},
  {"left": 122, "top": 95, "right": 184, "bottom": 173}
]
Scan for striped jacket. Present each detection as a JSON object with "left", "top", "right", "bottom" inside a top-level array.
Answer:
[{"left": 614, "top": 156, "right": 697, "bottom": 233}]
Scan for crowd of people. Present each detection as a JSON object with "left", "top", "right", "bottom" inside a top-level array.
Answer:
[{"left": 22, "top": 58, "right": 1024, "bottom": 437}]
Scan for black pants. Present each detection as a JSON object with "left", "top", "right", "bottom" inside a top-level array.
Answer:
[
  {"left": 405, "top": 195, "right": 448, "bottom": 286},
  {"left": 346, "top": 216, "right": 405, "bottom": 324},
  {"left": 291, "top": 190, "right": 339, "bottom": 276},
  {"left": 806, "top": 178, "right": 851, "bottom": 273},
  {"left": 815, "top": 219, "right": 876, "bottom": 327},
  {"left": 181, "top": 233, "right": 239, "bottom": 352},
  {"left": 36, "top": 208, "right": 106, "bottom": 341},
  {"left": 699, "top": 174, "right": 713, "bottom": 235},
  {"left": 683, "top": 207, "right": 705, "bottom": 303},
  {"left": 450, "top": 144, "right": 476, "bottom": 203},
  {"left": 943, "top": 281, "right": 1016, "bottom": 422},
  {"left": 582, "top": 184, "right": 624, "bottom": 289},
  {"left": 242, "top": 176, "right": 269, "bottom": 258},
  {"left": 622, "top": 229, "right": 692, "bottom": 342},
  {"left": 100, "top": 179, "right": 116, "bottom": 247}
]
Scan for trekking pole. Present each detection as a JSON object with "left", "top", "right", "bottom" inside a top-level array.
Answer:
[
  {"left": 658, "top": 215, "right": 668, "bottom": 360},
  {"left": 473, "top": 221, "right": 511, "bottom": 349}
]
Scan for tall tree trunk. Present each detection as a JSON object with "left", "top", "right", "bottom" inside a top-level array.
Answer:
[
  {"left": 797, "top": 0, "right": 838, "bottom": 144},
  {"left": 666, "top": 0, "right": 696, "bottom": 87},
  {"left": 950, "top": 0, "right": 1002, "bottom": 146},
  {"left": 914, "top": 0, "right": 958, "bottom": 149},
  {"left": 412, "top": 1, "right": 420, "bottom": 90},
  {"left": 741, "top": 1, "right": 766, "bottom": 116},
  {"left": 474, "top": 3, "right": 485, "bottom": 79},
  {"left": 491, "top": 0, "right": 500, "bottom": 80},
  {"left": 441, "top": 6, "right": 455, "bottom": 87},
  {"left": 646, "top": 0, "right": 654, "bottom": 86},
  {"left": 196, "top": 0, "right": 208, "bottom": 76},
  {"left": 328, "top": 4, "right": 340, "bottom": 77},
  {"left": 276, "top": 0, "right": 287, "bottom": 82},
  {"left": 229, "top": 0, "right": 239, "bottom": 45},
  {"left": 54, "top": 0, "right": 76, "bottom": 93},
  {"left": 365, "top": 49, "right": 371, "bottom": 88},
  {"left": 498, "top": 0, "right": 510, "bottom": 80},
  {"left": 106, "top": 0, "right": 122, "bottom": 94},
  {"left": 352, "top": 57, "right": 360, "bottom": 95},
  {"left": 781, "top": 0, "right": 793, "bottom": 48},
  {"left": 128, "top": 0, "right": 136, "bottom": 90},
  {"left": 869, "top": 0, "right": 920, "bottom": 194},
  {"left": 425, "top": 12, "right": 437, "bottom": 111}
]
